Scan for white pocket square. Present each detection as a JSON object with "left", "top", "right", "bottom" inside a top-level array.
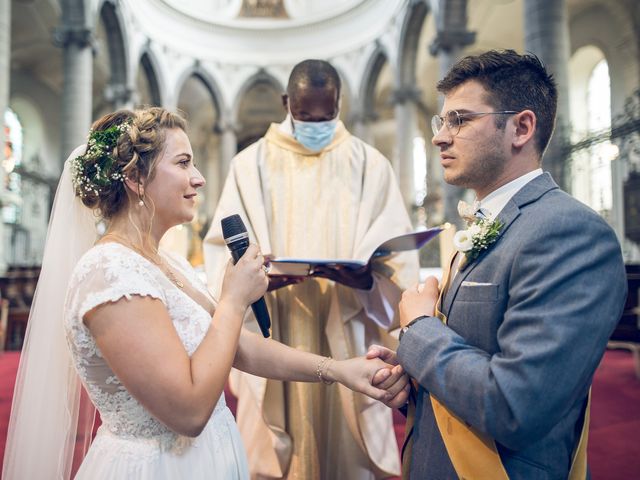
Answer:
[{"left": 461, "top": 281, "right": 494, "bottom": 287}]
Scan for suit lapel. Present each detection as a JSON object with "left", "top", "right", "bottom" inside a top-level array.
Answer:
[{"left": 442, "top": 173, "right": 559, "bottom": 314}]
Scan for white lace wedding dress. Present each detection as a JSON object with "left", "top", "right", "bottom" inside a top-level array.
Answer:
[{"left": 64, "top": 242, "right": 249, "bottom": 479}]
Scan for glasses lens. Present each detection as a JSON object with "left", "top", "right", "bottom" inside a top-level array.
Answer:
[
  {"left": 446, "top": 111, "right": 461, "bottom": 135},
  {"left": 431, "top": 115, "right": 443, "bottom": 136}
]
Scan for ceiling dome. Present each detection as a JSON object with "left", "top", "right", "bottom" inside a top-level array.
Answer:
[{"left": 128, "top": 0, "right": 404, "bottom": 64}]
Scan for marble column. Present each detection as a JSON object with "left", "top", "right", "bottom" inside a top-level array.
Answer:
[
  {"left": 0, "top": 0, "right": 10, "bottom": 273},
  {"left": 0, "top": 0, "right": 9, "bottom": 150},
  {"left": 54, "top": 26, "right": 94, "bottom": 163},
  {"left": 105, "top": 82, "right": 133, "bottom": 110},
  {"left": 350, "top": 110, "right": 375, "bottom": 146},
  {"left": 219, "top": 121, "right": 237, "bottom": 182},
  {"left": 524, "top": 0, "right": 571, "bottom": 190},
  {"left": 391, "top": 86, "right": 422, "bottom": 209},
  {"left": 430, "top": 27, "right": 476, "bottom": 227}
]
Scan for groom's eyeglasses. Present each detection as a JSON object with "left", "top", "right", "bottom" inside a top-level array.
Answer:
[{"left": 431, "top": 110, "right": 519, "bottom": 136}]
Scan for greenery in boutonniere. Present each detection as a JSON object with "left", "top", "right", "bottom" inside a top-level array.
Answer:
[{"left": 453, "top": 217, "right": 503, "bottom": 263}]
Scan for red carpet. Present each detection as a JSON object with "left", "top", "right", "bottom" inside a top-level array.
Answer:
[{"left": 0, "top": 350, "right": 638, "bottom": 478}]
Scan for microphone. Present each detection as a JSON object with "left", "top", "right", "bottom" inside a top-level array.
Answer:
[{"left": 221, "top": 214, "right": 271, "bottom": 338}]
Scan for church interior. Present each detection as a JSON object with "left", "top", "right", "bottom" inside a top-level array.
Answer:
[{"left": 0, "top": 0, "right": 639, "bottom": 477}]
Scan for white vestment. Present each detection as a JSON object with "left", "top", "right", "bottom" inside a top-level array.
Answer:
[{"left": 204, "top": 120, "right": 418, "bottom": 479}]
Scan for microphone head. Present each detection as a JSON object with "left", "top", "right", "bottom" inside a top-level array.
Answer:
[{"left": 221, "top": 214, "right": 248, "bottom": 243}]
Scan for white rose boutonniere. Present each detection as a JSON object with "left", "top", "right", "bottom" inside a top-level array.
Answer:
[{"left": 454, "top": 217, "right": 503, "bottom": 268}]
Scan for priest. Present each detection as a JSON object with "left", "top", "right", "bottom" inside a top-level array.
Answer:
[{"left": 204, "top": 59, "right": 418, "bottom": 480}]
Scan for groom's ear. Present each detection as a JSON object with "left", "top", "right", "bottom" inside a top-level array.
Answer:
[{"left": 511, "top": 109, "right": 536, "bottom": 149}]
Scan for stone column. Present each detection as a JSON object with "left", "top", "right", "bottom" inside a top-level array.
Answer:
[
  {"left": 54, "top": 26, "right": 94, "bottom": 162},
  {"left": 350, "top": 110, "right": 375, "bottom": 146},
  {"left": 0, "top": 0, "right": 9, "bottom": 150},
  {"left": 104, "top": 83, "right": 133, "bottom": 110},
  {"left": 219, "top": 121, "right": 237, "bottom": 182},
  {"left": 0, "top": 0, "right": 10, "bottom": 274},
  {"left": 524, "top": 0, "right": 571, "bottom": 190},
  {"left": 391, "top": 86, "right": 422, "bottom": 208},
  {"left": 430, "top": 27, "right": 476, "bottom": 227}
]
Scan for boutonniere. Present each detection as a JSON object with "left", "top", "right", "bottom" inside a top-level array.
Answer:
[{"left": 453, "top": 217, "right": 503, "bottom": 269}]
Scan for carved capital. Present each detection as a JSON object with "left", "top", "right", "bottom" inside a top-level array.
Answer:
[
  {"left": 52, "top": 26, "right": 95, "bottom": 49},
  {"left": 104, "top": 83, "right": 133, "bottom": 105},
  {"left": 349, "top": 109, "right": 378, "bottom": 125},
  {"left": 390, "top": 86, "right": 422, "bottom": 105},
  {"left": 429, "top": 30, "right": 476, "bottom": 56},
  {"left": 214, "top": 120, "right": 238, "bottom": 135}
]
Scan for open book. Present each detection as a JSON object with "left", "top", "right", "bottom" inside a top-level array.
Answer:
[{"left": 267, "top": 226, "right": 443, "bottom": 277}]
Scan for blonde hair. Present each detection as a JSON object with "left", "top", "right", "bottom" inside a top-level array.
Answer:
[{"left": 77, "top": 107, "right": 187, "bottom": 219}]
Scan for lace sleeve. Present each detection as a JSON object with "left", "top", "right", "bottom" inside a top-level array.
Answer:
[{"left": 66, "top": 244, "right": 166, "bottom": 326}]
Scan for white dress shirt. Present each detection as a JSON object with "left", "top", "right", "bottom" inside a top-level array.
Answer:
[{"left": 479, "top": 168, "right": 543, "bottom": 218}]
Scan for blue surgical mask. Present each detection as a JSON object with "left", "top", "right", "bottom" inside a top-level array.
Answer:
[{"left": 291, "top": 114, "right": 339, "bottom": 152}]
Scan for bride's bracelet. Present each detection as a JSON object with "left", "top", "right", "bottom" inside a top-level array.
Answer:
[{"left": 316, "top": 356, "right": 335, "bottom": 385}]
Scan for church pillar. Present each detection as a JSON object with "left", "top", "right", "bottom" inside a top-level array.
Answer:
[
  {"left": 350, "top": 110, "right": 375, "bottom": 146},
  {"left": 0, "top": 0, "right": 10, "bottom": 273},
  {"left": 429, "top": 23, "right": 476, "bottom": 227},
  {"left": 391, "top": 86, "right": 421, "bottom": 209},
  {"left": 219, "top": 120, "right": 237, "bottom": 182},
  {"left": 524, "top": 0, "right": 571, "bottom": 190},
  {"left": 105, "top": 82, "right": 133, "bottom": 110},
  {"left": 54, "top": 25, "right": 94, "bottom": 162}
]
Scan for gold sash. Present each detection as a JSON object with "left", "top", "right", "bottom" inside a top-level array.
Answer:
[{"left": 402, "top": 252, "right": 590, "bottom": 479}]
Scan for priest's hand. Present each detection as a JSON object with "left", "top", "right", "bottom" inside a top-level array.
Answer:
[
  {"left": 267, "top": 275, "right": 305, "bottom": 292},
  {"left": 311, "top": 263, "right": 373, "bottom": 290}
]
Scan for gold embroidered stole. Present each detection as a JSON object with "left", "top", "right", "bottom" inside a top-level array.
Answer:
[{"left": 402, "top": 251, "right": 589, "bottom": 479}]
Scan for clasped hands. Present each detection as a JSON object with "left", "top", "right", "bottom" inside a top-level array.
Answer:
[{"left": 366, "top": 276, "right": 441, "bottom": 407}]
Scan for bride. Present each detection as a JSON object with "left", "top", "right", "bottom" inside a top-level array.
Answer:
[{"left": 2, "top": 107, "right": 408, "bottom": 479}]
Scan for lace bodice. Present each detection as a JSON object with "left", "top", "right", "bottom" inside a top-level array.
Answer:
[{"left": 64, "top": 243, "right": 225, "bottom": 451}]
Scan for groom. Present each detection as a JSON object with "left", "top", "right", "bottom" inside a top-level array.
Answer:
[{"left": 371, "top": 49, "right": 627, "bottom": 479}]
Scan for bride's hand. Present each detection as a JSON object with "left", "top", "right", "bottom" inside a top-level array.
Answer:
[
  {"left": 325, "top": 356, "right": 408, "bottom": 403},
  {"left": 219, "top": 244, "right": 268, "bottom": 313}
]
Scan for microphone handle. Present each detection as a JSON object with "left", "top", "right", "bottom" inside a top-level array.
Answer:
[
  {"left": 229, "top": 242, "right": 271, "bottom": 338},
  {"left": 251, "top": 299, "right": 271, "bottom": 338}
]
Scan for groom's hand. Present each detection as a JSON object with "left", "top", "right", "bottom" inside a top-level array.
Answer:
[
  {"left": 368, "top": 345, "right": 410, "bottom": 408},
  {"left": 399, "top": 276, "right": 439, "bottom": 327}
]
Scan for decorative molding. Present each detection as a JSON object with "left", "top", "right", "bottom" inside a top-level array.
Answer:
[
  {"left": 103, "top": 82, "right": 133, "bottom": 105},
  {"left": 127, "top": 0, "right": 404, "bottom": 64},
  {"left": 428, "top": 29, "right": 476, "bottom": 55},
  {"left": 390, "top": 86, "right": 422, "bottom": 105},
  {"left": 238, "top": 0, "right": 288, "bottom": 18},
  {"left": 52, "top": 26, "right": 95, "bottom": 50}
]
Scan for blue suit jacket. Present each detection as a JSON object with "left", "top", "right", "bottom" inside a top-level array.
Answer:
[{"left": 397, "top": 173, "right": 627, "bottom": 479}]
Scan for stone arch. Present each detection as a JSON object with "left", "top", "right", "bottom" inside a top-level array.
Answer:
[
  {"left": 397, "top": 0, "right": 430, "bottom": 87},
  {"left": 174, "top": 66, "right": 225, "bottom": 228},
  {"left": 231, "top": 69, "right": 284, "bottom": 128},
  {"left": 570, "top": 3, "right": 639, "bottom": 115},
  {"left": 359, "top": 46, "right": 389, "bottom": 121},
  {"left": 174, "top": 65, "right": 225, "bottom": 121},
  {"left": 136, "top": 47, "right": 164, "bottom": 107},
  {"left": 98, "top": 0, "right": 129, "bottom": 106}
]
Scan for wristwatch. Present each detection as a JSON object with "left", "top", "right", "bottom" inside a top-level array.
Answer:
[{"left": 399, "top": 315, "right": 430, "bottom": 340}]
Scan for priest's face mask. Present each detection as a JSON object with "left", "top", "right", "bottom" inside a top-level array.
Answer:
[{"left": 284, "top": 86, "right": 340, "bottom": 152}]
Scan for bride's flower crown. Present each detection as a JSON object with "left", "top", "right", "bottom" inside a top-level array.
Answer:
[{"left": 70, "top": 121, "right": 131, "bottom": 198}]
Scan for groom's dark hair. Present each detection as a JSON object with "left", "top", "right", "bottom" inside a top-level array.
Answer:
[{"left": 437, "top": 49, "right": 558, "bottom": 156}]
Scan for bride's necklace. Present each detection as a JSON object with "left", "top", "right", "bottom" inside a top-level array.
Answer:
[{"left": 101, "top": 233, "right": 185, "bottom": 289}]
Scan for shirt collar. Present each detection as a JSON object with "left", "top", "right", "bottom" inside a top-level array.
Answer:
[{"left": 479, "top": 168, "right": 543, "bottom": 218}]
